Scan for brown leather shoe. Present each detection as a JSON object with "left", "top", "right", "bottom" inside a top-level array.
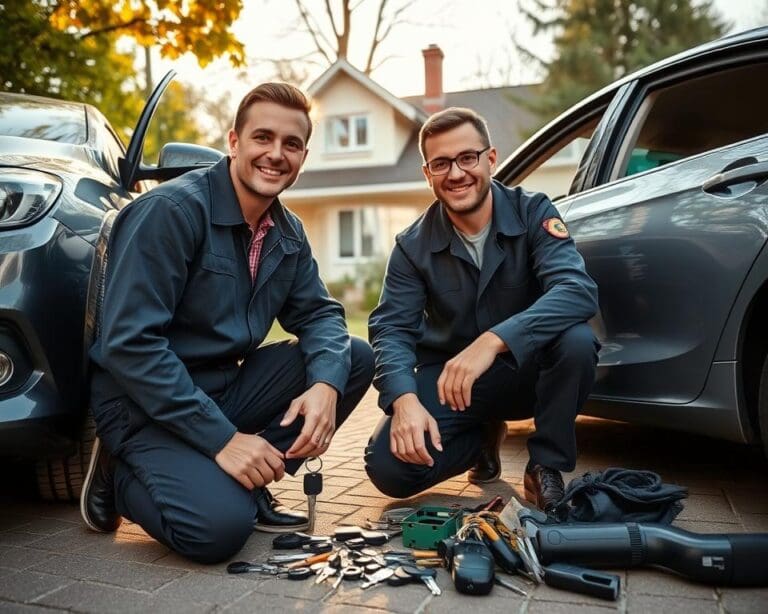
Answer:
[
  {"left": 467, "top": 421, "right": 506, "bottom": 484},
  {"left": 524, "top": 463, "right": 566, "bottom": 519}
]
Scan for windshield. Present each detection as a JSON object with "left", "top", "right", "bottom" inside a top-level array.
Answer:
[{"left": 0, "top": 94, "right": 86, "bottom": 145}]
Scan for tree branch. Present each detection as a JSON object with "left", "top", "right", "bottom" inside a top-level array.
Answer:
[
  {"left": 75, "top": 17, "right": 148, "bottom": 39},
  {"left": 364, "top": 0, "right": 389, "bottom": 73},
  {"left": 293, "top": 0, "right": 334, "bottom": 64}
]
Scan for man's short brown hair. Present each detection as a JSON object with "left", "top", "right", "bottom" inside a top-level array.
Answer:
[
  {"left": 233, "top": 83, "right": 313, "bottom": 142},
  {"left": 419, "top": 107, "right": 491, "bottom": 160}
]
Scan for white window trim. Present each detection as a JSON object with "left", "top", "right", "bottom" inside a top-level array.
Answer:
[
  {"left": 325, "top": 113, "right": 371, "bottom": 153},
  {"left": 334, "top": 207, "right": 380, "bottom": 263}
]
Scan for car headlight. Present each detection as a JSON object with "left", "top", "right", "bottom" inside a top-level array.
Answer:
[{"left": 0, "top": 168, "right": 62, "bottom": 229}]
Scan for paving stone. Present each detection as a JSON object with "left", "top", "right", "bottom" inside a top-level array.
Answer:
[
  {"left": 740, "top": 514, "right": 768, "bottom": 532},
  {"left": 625, "top": 569, "right": 715, "bottom": 599},
  {"left": 719, "top": 587, "right": 768, "bottom": 613},
  {"left": 222, "top": 592, "right": 322, "bottom": 612},
  {"left": 625, "top": 594, "right": 718, "bottom": 613},
  {"left": 155, "top": 571, "right": 263, "bottom": 606},
  {"left": 0, "top": 546, "right": 57, "bottom": 571},
  {"left": 16, "top": 519, "right": 76, "bottom": 537},
  {"left": 29, "top": 554, "right": 186, "bottom": 591},
  {"left": 0, "top": 600, "right": 64, "bottom": 613},
  {"left": 328, "top": 581, "right": 433, "bottom": 613},
  {"left": 526, "top": 601, "right": 618, "bottom": 613},
  {"left": 0, "top": 515, "right": 31, "bottom": 532},
  {"left": 676, "top": 494, "right": 738, "bottom": 523},
  {"left": 0, "top": 571, "right": 72, "bottom": 603},
  {"left": 726, "top": 490, "right": 768, "bottom": 515},
  {"left": 37, "top": 581, "right": 213, "bottom": 614},
  {"left": 0, "top": 533, "right": 46, "bottom": 547}
]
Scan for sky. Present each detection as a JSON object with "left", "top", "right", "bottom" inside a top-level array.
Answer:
[{"left": 157, "top": 0, "right": 767, "bottom": 106}]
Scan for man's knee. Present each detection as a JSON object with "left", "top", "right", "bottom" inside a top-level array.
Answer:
[
  {"left": 364, "top": 438, "right": 423, "bottom": 499},
  {"left": 172, "top": 501, "right": 253, "bottom": 564},
  {"left": 552, "top": 323, "right": 598, "bottom": 368}
]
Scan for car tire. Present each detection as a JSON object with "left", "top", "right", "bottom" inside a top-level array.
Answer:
[
  {"left": 760, "top": 353, "right": 768, "bottom": 462},
  {"left": 35, "top": 210, "right": 117, "bottom": 502}
]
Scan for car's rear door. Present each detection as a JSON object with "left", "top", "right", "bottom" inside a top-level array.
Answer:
[{"left": 566, "top": 54, "right": 768, "bottom": 404}]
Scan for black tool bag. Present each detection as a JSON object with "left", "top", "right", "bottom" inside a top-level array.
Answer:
[{"left": 559, "top": 468, "right": 688, "bottom": 524}]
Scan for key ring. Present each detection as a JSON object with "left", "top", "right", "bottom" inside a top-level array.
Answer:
[{"left": 305, "top": 456, "right": 323, "bottom": 473}]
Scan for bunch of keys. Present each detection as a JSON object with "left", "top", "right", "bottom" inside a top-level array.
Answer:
[{"left": 303, "top": 456, "right": 323, "bottom": 533}]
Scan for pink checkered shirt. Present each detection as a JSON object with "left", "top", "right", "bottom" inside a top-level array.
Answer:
[{"left": 247, "top": 213, "right": 275, "bottom": 283}]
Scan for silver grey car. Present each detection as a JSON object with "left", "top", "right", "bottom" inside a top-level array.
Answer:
[{"left": 497, "top": 26, "right": 768, "bottom": 459}]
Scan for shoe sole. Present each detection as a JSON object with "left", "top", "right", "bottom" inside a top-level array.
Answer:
[
  {"left": 253, "top": 520, "right": 311, "bottom": 533},
  {"left": 80, "top": 437, "right": 110, "bottom": 533},
  {"left": 467, "top": 423, "right": 507, "bottom": 485}
]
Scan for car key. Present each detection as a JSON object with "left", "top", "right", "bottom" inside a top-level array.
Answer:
[
  {"left": 303, "top": 541, "right": 333, "bottom": 554},
  {"left": 323, "top": 565, "right": 364, "bottom": 600},
  {"left": 303, "top": 457, "right": 323, "bottom": 534},
  {"left": 387, "top": 565, "right": 441, "bottom": 595},
  {"left": 314, "top": 563, "right": 337, "bottom": 585},
  {"left": 360, "top": 567, "right": 394, "bottom": 589},
  {"left": 495, "top": 575, "right": 528, "bottom": 596},
  {"left": 273, "top": 532, "right": 331, "bottom": 550}
]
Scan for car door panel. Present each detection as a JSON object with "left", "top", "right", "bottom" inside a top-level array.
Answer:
[{"left": 566, "top": 134, "right": 768, "bottom": 403}]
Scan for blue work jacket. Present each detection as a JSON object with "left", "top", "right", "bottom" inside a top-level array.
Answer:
[
  {"left": 90, "top": 157, "right": 350, "bottom": 458},
  {"left": 369, "top": 180, "right": 598, "bottom": 411}
]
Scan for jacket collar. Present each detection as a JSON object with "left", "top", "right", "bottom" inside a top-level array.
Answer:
[
  {"left": 429, "top": 179, "right": 525, "bottom": 252},
  {"left": 208, "top": 156, "right": 300, "bottom": 242}
]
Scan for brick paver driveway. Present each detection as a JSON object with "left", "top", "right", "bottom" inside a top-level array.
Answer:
[{"left": 2, "top": 387, "right": 767, "bottom": 613}]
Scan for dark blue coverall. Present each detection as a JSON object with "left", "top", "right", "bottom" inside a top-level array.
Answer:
[
  {"left": 90, "top": 157, "right": 374, "bottom": 563},
  {"left": 366, "top": 180, "right": 599, "bottom": 498}
]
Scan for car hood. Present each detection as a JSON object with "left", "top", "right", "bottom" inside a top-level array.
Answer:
[{"left": 0, "top": 135, "right": 99, "bottom": 175}]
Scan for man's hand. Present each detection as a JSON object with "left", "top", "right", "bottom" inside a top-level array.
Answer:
[
  {"left": 437, "top": 331, "right": 507, "bottom": 411},
  {"left": 281, "top": 382, "right": 338, "bottom": 459},
  {"left": 390, "top": 393, "right": 443, "bottom": 466},
  {"left": 215, "top": 432, "right": 285, "bottom": 490}
]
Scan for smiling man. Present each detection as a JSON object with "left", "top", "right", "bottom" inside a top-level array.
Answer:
[
  {"left": 81, "top": 83, "right": 374, "bottom": 563},
  {"left": 366, "top": 107, "right": 599, "bottom": 516}
]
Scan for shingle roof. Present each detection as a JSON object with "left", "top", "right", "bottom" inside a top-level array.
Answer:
[{"left": 293, "top": 84, "right": 541, "bottom": 191}]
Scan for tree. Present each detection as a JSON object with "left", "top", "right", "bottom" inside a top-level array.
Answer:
[
  {"left": 143, "top": 81, "right": 206, "bottom": 163},
  {"left": 520, "top": 0, "right": 728, "bottom": 122},
  {"left": 50, "top": 0, "right": 246, "bottom": 92},
  {"left": 257, "top": 0, "right": 417, "bottom": 80},
  {"left": 0, "top": 1, "right": 144, "bottom": 141}
]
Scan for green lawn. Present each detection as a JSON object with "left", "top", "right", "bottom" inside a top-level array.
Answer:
[{"left": 264, "top": 313, "right": 369, "bottom": 343}]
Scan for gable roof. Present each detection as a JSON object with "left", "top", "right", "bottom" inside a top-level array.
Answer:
[
  {"left": 308, "top": 58, "right": 428, "bottom": 124},
  {"left": 293, "top": 70, "right": 542, "bottom": 192}
]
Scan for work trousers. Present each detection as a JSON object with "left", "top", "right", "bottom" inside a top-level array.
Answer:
[
  {"left": 364, "top": 323, "right": 598, "bottom": 499},
  {"left": 92, "top": 337, "right": 374, "bottom": 563}
]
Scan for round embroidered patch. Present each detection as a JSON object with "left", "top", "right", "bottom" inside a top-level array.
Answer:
[{"left": 543, "top": 217, "right": 569, "bottom": 239}]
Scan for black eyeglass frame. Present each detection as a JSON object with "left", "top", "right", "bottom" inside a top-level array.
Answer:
[{"left": 424, "top": 146, "right": 491, "bottom": 176}]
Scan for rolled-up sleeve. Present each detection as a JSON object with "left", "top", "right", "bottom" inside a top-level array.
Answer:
[
  {"left": 368, "top": 243, "right": 427, "bottom": 411},
  {"left": 97, "top": 196, "right": 236, "bottom": 458},
  {"left": 490, "top": 197, "right": 598, "bottom": 368}
]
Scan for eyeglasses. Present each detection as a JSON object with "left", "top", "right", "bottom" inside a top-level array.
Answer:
[{"left": 425, "top": 146, "right": 491, "bottom": 176}]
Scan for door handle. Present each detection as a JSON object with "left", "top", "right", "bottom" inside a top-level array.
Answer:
[{"left": 703, "top": 161, "right": 768, "bottom": 193}]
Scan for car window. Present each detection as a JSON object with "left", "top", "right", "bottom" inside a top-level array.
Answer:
[
  {"left": 613, "top": 61, "right": 768, "bottom": 180},
  {"left": 0, "top": 95, "right": 86, "bottom": 144},
  {"left": 512, "top": 115, "right": 602, "bottom": 200}
]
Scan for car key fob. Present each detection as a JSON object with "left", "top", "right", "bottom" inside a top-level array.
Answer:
[{"left": 451, "top": 539, "right": 495, "bottom": 595}]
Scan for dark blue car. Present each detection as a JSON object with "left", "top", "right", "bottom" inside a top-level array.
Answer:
[{"left": 0, "top": 73, "right": 221, "bottom": 500}]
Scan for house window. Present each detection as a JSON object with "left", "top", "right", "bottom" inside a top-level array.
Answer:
[
  {"left": 326, "top": 114, "right": 369, "bottom": 151},
  {"left": 338, "top": 209, "right": 377, "bottom": 259}
]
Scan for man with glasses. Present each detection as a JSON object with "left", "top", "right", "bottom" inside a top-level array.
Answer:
[{"left": 365, "top": 107, "right": 599, "bottom": 516}]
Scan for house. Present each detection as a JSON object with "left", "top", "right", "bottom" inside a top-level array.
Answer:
[{"left": 281, "top": 45, "right": 579, "bottom": 286}]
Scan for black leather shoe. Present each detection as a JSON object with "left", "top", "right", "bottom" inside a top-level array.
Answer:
[
  {"left": 253, "top": 487, "right": 309, "bottom": 533},
  {"left": 467, "top": 421, "right": 506, "bottom": 484},
  {"left": 80, "top": 437, "right": 122, "bottom": 533},
  {"left": 524, "top": 463, "right": 566, "bottom": 519}
]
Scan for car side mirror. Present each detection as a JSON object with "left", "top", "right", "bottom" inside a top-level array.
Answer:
[{"left": 158, "top": 142, "right": 223, "bottom": 169}]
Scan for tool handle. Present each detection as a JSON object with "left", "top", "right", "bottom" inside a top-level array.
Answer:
[{"left": 543, "top": 563, "right": 620, "bottom": 601}]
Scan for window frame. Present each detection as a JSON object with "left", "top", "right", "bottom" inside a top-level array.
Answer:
[
  {"left": 335, "top": 207, "right": 379, "bottom": 262},
  {"left": 325, "top": 113, "right": 371, "bottom": 153}
]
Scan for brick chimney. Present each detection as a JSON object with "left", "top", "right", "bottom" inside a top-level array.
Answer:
[{"left": 422, "top": 44, "right": 445, "bottom": 114}]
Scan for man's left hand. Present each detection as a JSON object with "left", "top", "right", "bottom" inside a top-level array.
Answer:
[
  {"left": 281, "top": 382, "right": 339, "bottom": 458},
  {"left": 437, "top": 331, "right": 507, "bottom": 411}
]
